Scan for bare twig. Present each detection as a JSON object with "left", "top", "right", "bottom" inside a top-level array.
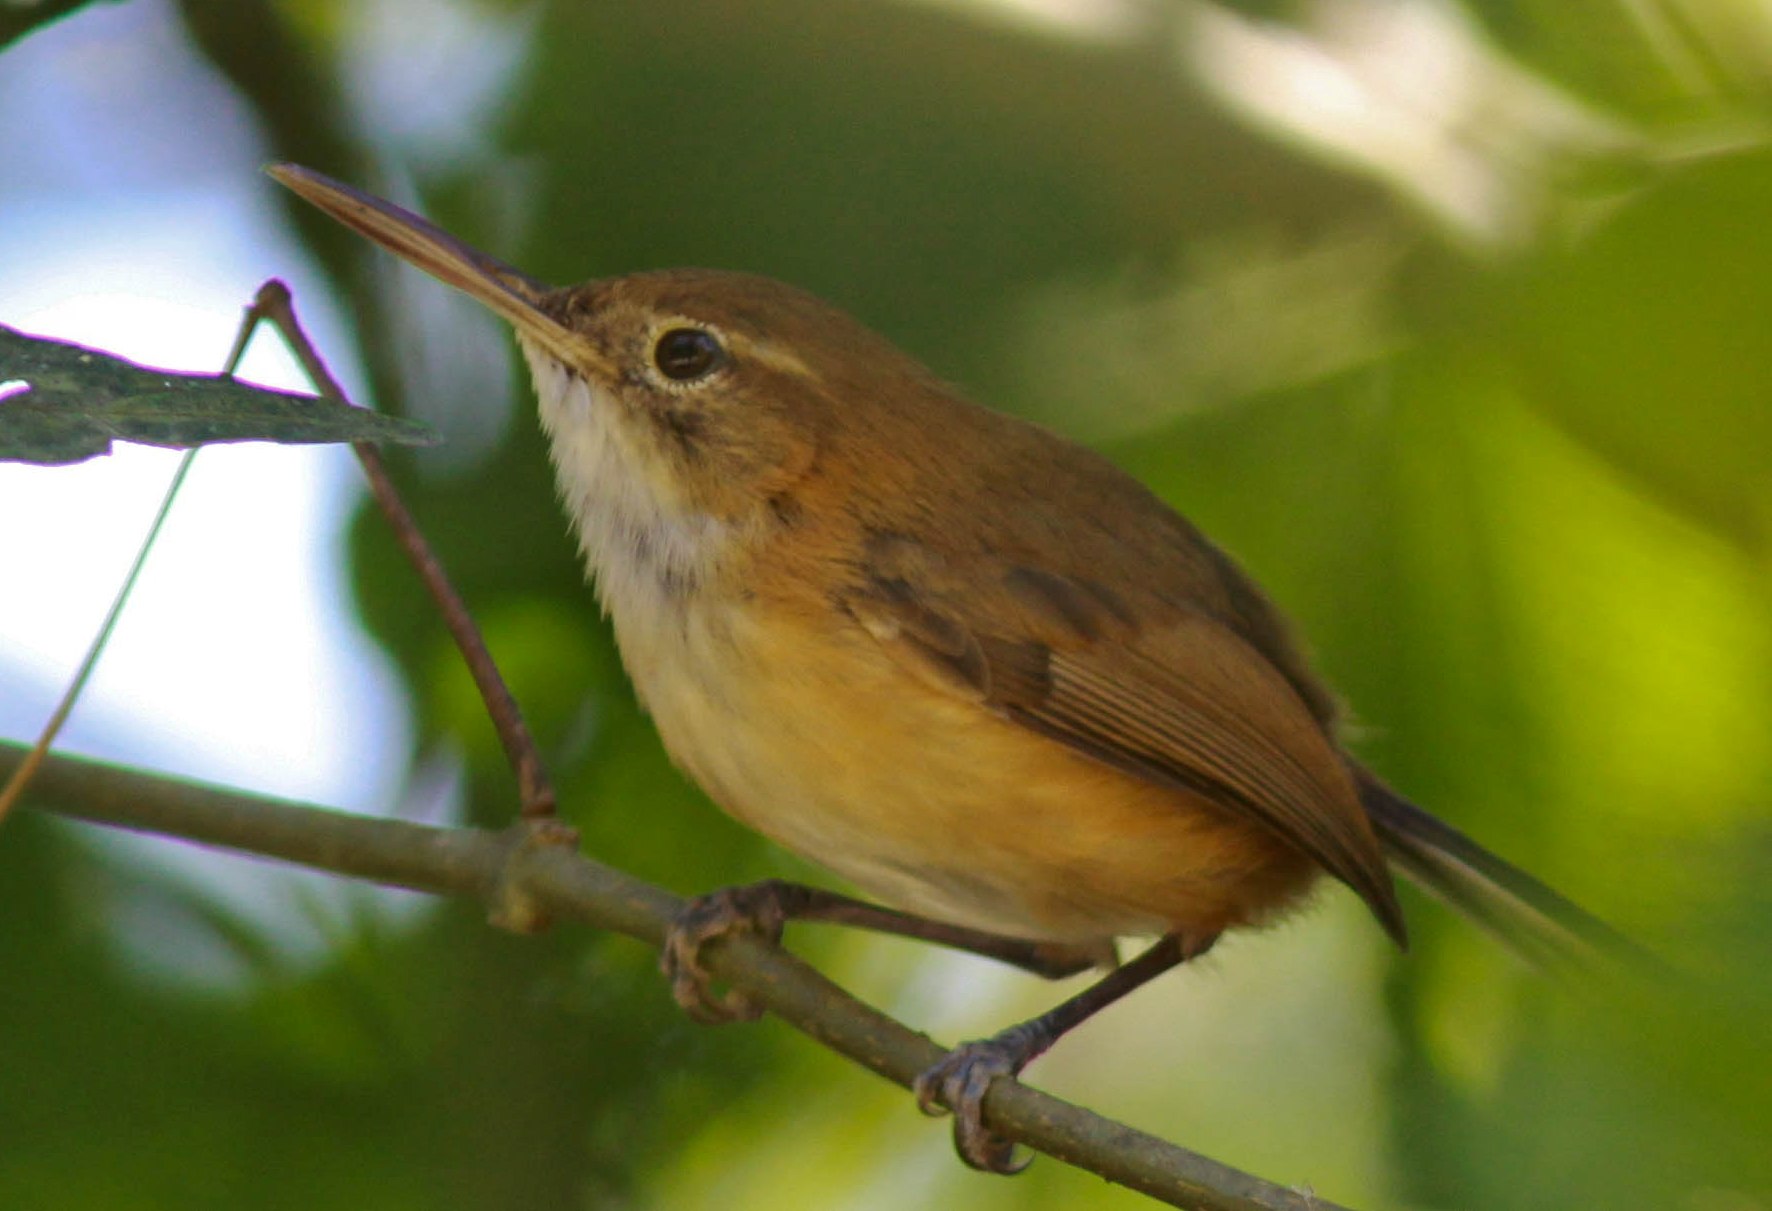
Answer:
[
  {"left": 4, "top": 739, "right": 1354, "bottom": 1211},
  {"left": 0, "top": 457, "right": 193, "bottom": 827},
  {"left": 249, "top": 280, "right": 555, "bottom": 819}
]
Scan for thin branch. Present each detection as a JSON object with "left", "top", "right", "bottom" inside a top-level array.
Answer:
[
  {"left": 248, "top": 280, "right": 555, "bottom": 819},
  {"left": 0, "top": 455, "right": 191, "bottom": 826},
  {"left": 3, "top": 739, "right": 1352, "bottom": 1211}
]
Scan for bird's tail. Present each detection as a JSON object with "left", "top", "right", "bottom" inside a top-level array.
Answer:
[{"left": 1354, "top": 766, "right": 1643, "bottom": 972}]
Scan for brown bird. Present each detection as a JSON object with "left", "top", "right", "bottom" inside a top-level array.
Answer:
[{"left": 271, "top": 163, "right": 1627, "bottom": 1173}]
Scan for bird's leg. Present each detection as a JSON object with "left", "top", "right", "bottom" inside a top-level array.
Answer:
[
  {"left": 662, "top": 878, "right": 1112, "bottom": 1023},
  {"left": 914, "top": 932, "right": 1215, "bottom": 1173}
]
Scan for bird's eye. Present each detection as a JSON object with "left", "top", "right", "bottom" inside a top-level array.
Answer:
[{"left": 652, "top": 327, "right": 725, "bottom": 382}]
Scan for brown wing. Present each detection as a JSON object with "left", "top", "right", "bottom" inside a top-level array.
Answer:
[{"left": 846, "top": 537, "right": 1406, "bottom": 945}]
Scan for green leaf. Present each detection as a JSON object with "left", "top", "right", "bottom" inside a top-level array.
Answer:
[{"left": 0, "top": 325, "right": 437, "bottom": 465}]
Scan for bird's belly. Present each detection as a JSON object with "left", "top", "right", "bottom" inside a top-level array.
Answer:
[{"left": 619, "top": 598, "right": 1314, "bottom": 945}]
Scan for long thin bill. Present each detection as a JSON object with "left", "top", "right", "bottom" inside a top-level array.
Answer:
[{"left": 267, "top": 163, "right": 601, "bottom": 372}]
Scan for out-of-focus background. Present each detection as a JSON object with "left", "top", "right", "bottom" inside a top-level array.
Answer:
[{"left": 2, "top": 1, "right": 1768, "bottom": 1208}]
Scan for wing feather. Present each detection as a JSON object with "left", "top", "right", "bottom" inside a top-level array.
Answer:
[{"left": 847, "top": 539, "right": 1406, "bottom": 943}]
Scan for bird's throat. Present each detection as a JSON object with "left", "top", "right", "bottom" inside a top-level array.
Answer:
[{"left": 520, "top": 341, "right": 731, "bottom": 618}]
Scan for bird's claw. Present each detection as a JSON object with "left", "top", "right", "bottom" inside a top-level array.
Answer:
[
  {"left": 660, "top": 884, "right": 789, "bottom": 1024},
  {"left": 913, "top": 1039, "right": 1032, "bottom": 1174}
]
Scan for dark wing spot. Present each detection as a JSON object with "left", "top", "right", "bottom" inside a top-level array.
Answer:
[
  {"left": 767, "top": 491, "right": 804, "bottom": 528},
  {"left": 1003, "top": 566, "right": 1126, "bottom": 641},
  {"left": 853, "top": 570, "right": 1051, "bottom": 709},
  {"left": 1080, "top": 579, "right": 1138, "bottom": 628}
]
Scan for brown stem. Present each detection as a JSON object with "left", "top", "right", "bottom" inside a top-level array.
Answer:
[{"left": 249, "top": 280, "right": 556, "bottom": 819}]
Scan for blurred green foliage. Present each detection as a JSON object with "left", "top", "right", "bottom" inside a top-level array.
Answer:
[{"left": 4, "top": 1, "right": 1770, "bottom": 1208}]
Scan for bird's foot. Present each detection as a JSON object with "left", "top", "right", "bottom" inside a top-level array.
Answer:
[
  {"left": 660, "top": 881, "right": 792, "bottom": 1024},
  {"left": 914, "top": 1024, "right": 1050, "bottom": 1174}
]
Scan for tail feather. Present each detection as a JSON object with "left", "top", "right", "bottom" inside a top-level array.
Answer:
[{"left": 1354, "top": 767, "right": 1644, "bottom": 973}]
